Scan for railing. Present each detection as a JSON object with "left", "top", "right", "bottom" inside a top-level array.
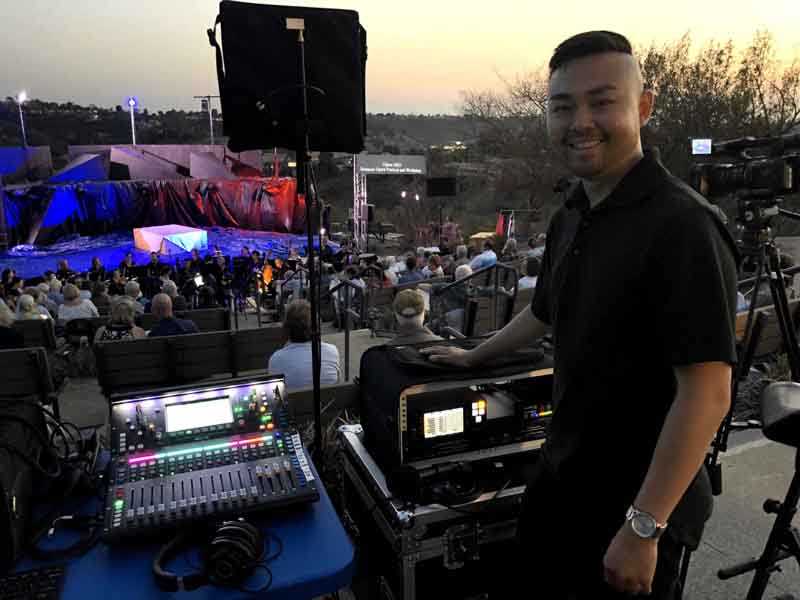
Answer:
[{"left": 323, "top": 279, "right": 364, "bottom": 381}]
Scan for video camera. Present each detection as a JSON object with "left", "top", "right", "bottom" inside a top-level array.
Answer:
[
  {"left": 689, "top": 133, "right": 800, "bottom": 256},
  {"left": 689, "top": 133, "right": 800, "bottom": 198}
]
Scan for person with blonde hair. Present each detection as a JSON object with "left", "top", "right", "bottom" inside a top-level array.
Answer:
[
  {"left": 94, "top": 298, "right": 146, "bottom": 342},
  {"left": 57, "top": 283, "right": 99, "bottom": 322},
  {"left": 17, "top": 294, "right": 44, "bottom": 320}
]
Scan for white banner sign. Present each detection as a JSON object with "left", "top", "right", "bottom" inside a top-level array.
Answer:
[{"left": 357, "top": 154, "right": 426, "bottom": 175}]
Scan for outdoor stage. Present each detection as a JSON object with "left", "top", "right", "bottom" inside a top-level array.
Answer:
[
  {"left": 0, "top": 175, "right": 322, "bottom": 278},
  {"left": 0, "top": 227, "right": 316, "bottom": 279}
]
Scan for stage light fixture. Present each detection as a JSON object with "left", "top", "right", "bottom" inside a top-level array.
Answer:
[{"left": 16, "top": 91, "right": 27, "bottom": 104}]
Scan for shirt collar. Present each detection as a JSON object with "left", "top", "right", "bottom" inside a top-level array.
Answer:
[{"left": 565, "top": 148, "right": 666, "bottom": 214}]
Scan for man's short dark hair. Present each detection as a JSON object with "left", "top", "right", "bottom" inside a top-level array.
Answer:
[
  {"left": 405, "top": 256, "right": 416, "bottom": 271},
  {"left": 483, "top": 240, "right": 494, "bottom": 251},
  {"left": 526, "top": 257, "right": 541, "bottom": 278},
  {"left": 549, "top": 31, "right": 633, "bottom": 75},
  {"left": 284, "top": 299, "right": 312, "bottom": 343}
]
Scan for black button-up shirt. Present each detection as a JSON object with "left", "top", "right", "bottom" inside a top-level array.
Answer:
[{"left": 532, "top": 149, "right": 739, "bottom": 501}]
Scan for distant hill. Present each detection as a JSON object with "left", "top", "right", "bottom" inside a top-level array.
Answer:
[
  {"left": 365, "top": 114, "right": 476, "bottom": 153},
  {"left": 0, "top": 98, "right": 475, "bottom": 163}
]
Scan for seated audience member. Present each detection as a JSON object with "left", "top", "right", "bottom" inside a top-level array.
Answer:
[
  {"left": 48, "top": 278, "right": 64, "bottom": 305},
  {"left": 94, "top": 298, "right": 146, "bottom": 342},
  {"left": 441, "top": 254, "right": 456, "bottom": 278},
  {"left": 398, "top": 256, "right": 424, "bottom": 285},
  {"left": 527, "top": 233, "right": 546, "bottom": 259},
  {"left": 77, "top": 279, "right": 93, "bottom": 300},
  {"left": 469, "top": 240, "right": 498, "bottom": 271},
  {"left": 161, "top": 280, "right": 189, "bottom": 312},
  {"left": 57, "top": 283, "right": 100, "bottom": 322},
  {"left": 500, "top": 237, "right": 519, "bottom": 262},
  {"left": 18, "top": 287, "right": 52, "bottom": 319},
  {"left": 383, "top": 257, "right": 399, "bottom": 286},
  {"left": 37, "top": 283, "right": 59, "bottom": 316},
  {"left": 108, "top": 270, "right": 126, "bottom": 296},
  {"left": 8, "top": 277, "right": 24, "bottom": 299},
  {"left": 425, "top": 264, "right": 473, "bottom": 333},
  {"left": 422, "top": 255, "right": 444, "bottom": 279},
  {"left": 0, "top": 302, "right": 23, "bottom": 349},
  {"left": 17, "top": 294, "right": 45, "bottom": 320},
  {"left": 92, "top": 281, "right": 112, "bottom": 313},
  {"left": 268, "top": 299, "right": 341, "bottom": 391},
  {"left": 88, "top": 256, "right": 106, "bottom": 282},
  {"left": 1, "top": 268, "right": 15, "bottom": 289},
  {"left": 454, "top": 244, "right": 469, "bottom": 267},
  {"left": 124, "top": 281, "right": 146, "bottom": 315},
  {"left": 517, "top": 257, "right": 540, "bottom": 290},
  {"left": 148, "top": 294, "right": 199, "bottom": 337},
  {"left": 388, "top": 289, "right": 442, "bottom": 345}
]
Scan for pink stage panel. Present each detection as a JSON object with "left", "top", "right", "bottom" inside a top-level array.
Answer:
[{"left": 133, "top": 225, "right": 208, "bottom": 255}]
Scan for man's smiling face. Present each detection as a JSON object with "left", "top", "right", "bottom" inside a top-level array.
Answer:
[{"left": 547, "top": 52, "right": 653, "bottom": 181}]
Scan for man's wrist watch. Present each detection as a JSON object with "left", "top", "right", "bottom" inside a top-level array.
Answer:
[{"left": 626, "top": 506, "right": 667, "bottom": 540}]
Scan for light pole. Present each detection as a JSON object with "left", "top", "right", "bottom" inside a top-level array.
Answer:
[
  {"left": 193, "top": 95, "right": 220, "bottom": 145},
  {"left": 126, "top": 96, "right": 138, "bottom": 145},
  {"left": 16, "top": 91, "right": 28, "bottom": 147}
]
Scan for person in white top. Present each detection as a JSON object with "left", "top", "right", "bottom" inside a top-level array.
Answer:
[
  {"left": 268, "top": 299, "right": 341, "bottom": 391},
  {"left": 517, "top": 257, "right": 540, "bottom": 290},
  {"left": 57, "top": 283, "right": 99, "bottom": 322}
]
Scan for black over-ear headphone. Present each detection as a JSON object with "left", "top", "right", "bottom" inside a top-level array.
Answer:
[{"left": 152, "top": 520, "right": 265, "bottom": 592}]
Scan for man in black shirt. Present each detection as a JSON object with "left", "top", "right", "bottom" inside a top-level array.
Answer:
[{"left": 423, "top": 31, "right": 737, "bottom": 599}]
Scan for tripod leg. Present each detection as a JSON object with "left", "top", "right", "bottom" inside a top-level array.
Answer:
[{"left": 746, "top": 467, "right": 800, "bottom": 600}]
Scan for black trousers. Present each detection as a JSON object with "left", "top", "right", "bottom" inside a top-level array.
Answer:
[{"left": 493, "top": 459, "right": 684, "bottom": 599}]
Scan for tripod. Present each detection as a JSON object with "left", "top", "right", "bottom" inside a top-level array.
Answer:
[{"left": 710, "top": 205, "right": 800, "bottom": 599}]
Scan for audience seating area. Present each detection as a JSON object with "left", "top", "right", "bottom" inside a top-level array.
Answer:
[
  {"left": 95, "top": 325, "right": 286, "bottom": 398},
  {"left": 0, "top": 346, "right": 61, "bottom": 418},
  {"left": 138, "top": 307, "right": 231, "bottom": 332}
]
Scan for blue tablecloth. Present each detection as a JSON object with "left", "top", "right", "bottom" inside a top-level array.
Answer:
[{"left": 16, "top": 461, "right": 355, "bottom": 599}]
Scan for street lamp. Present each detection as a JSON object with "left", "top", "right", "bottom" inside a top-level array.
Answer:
[
  {"left": 194, "top": 95, "right": 220, "bottom": 145},
  {"left": 16, "top": 91, "right": 28, "bottom": 147},
  {"left": 126, "top": 96, "right": 138, "bottom": 145}
]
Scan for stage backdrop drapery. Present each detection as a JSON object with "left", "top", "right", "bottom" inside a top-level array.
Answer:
[{"left": 1, "top": 177, "right": 304, "bottom": 247}]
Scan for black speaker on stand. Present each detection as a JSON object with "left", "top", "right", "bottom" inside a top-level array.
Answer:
[{"left": 209, "top": 1, "right": 367, "bottom": 460}]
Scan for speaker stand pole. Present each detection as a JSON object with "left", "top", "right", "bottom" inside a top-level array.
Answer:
[{"left": 289, "top": 17, "right": 323, "bottom": 462}]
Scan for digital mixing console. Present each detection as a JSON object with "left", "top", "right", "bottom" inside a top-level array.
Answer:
[{"left": 102, "top": 376, "right": 318, "bottom": 542}]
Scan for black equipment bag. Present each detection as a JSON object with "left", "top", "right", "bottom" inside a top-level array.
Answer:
[
  {"left": 0, "top": 400, "right": 49, "bottom": 572},
  {"left": 359, "top": 339, "right": 548, "bottom": 472}
]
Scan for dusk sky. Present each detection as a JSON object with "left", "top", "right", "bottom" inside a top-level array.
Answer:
[{"left": 2, "top": 0, "right": 799, "bottom": 114}]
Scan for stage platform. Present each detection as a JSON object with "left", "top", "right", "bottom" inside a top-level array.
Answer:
[
  {"left": 0, "top": 227, "right": 322, "bottom": 279},
  {"left": 133, "top": 224, "right": 207, "bottom": 255}
]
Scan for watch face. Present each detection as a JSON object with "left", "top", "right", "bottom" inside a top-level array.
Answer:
[{"left": 631, "top": 514, "right": 656, "bottom": 538}]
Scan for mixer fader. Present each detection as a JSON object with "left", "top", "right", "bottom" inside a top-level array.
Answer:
[{"left": 103, "top": 376, "right": 319, "bottom": 542}]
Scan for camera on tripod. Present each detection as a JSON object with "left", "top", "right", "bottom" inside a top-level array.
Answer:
[
  {"left": 690, "top": 133, "right": 800, "bottom": 260},
  {"left": 691, "top": 132, "right": 800, "bottom": 598}
]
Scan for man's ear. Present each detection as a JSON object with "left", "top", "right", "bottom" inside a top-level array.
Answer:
[{"left": 639, "top": 89, "right": 656, "bottom": 128}]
